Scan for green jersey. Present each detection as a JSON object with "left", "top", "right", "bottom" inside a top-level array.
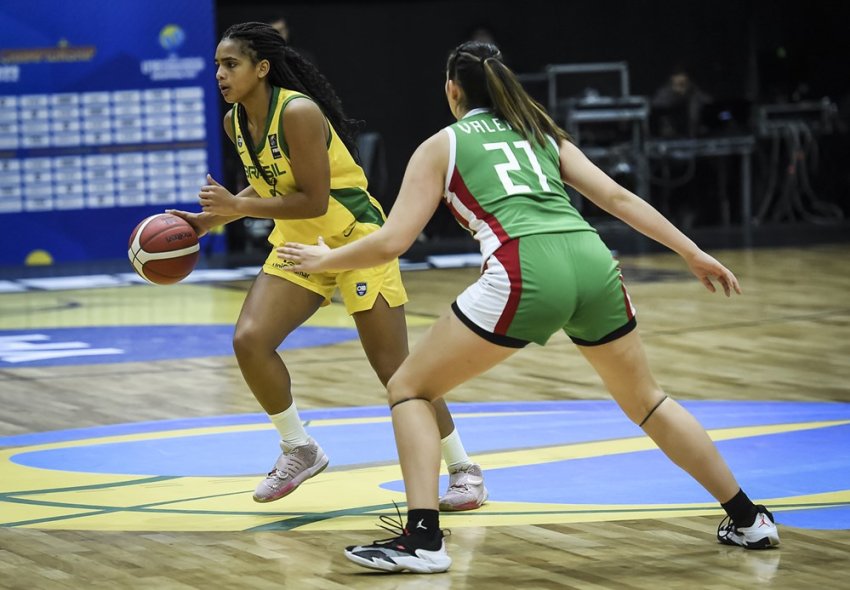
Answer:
[{"left": 444, "top": 109, "right": 593, "bottom": 261}]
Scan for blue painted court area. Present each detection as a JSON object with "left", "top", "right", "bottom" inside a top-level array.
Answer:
[
  {"left": 3, "top": 400, "right": 849, "bottom": 530},
  {"left": 0, "top": 325, "right": 358, "bottom": 366}
]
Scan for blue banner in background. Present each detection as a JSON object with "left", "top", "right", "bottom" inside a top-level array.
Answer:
[{"left": 0, "top": 0, "right": 222, "bottom": 265}]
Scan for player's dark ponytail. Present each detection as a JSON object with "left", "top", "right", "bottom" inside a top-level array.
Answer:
[
  {"left": 223, "top": 22, "right": 362, "bottom": 187},
  {"left": 447, "top": 41, "right": 571, "bottom": 147}
]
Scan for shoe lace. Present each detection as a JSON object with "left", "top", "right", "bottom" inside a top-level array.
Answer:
[
  {"left": 374, "top": 501, "right": 409, "bottom": 544},
  {"left": 371, "top": 502, "right": 454, "bottom": 549},
  {"left": 448, "top": 470, "right": 472, "bottom": 492},
  {"left": 268, "top": 449, "right": 308, "bottom": 480},
  {"left": 717, "top": 515, "right": 738, "bottom": 540}
]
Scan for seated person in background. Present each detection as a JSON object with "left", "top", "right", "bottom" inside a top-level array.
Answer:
[{"left": 652, "top": 66, "right": 712, "bottom": 138}]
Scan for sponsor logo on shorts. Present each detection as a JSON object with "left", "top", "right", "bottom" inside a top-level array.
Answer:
[
  {"left": 269, "top": 259, "right": 309, "bottom": 279},
  {"left": 356, "top": 282, "right": 367, "bottom": 296}
]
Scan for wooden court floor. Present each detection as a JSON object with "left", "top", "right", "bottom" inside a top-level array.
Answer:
[{"left": 1, "top": 244, "right": 849, "bottom": 589}]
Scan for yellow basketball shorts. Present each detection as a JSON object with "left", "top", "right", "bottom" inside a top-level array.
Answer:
[{"left": 263, "top": 222, "right": 408, "bottom": 315}]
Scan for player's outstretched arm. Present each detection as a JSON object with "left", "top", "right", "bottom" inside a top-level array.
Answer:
[
  {"left": 558, "top": 140, "right": 741, "bottom": 296},
  {"left": 278, "top": 131, "right": 448, "bottom": 273}
]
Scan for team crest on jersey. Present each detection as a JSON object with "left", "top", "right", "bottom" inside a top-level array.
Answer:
[
  {"left": 268, "top": 134, "right": 283, "bottom": 159},
  {"left": 356, "top": 282, "right": 368, "bottom": 296},
  {"left": 237, "top": 135, "right": 243, "bottom": 148}
]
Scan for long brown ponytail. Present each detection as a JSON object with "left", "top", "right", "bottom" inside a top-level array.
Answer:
[{"left": 447, "top": 41, "right": 570, "bottom": 147}]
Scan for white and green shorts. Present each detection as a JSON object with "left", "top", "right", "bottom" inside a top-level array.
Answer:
[{"left": 452, "top": 231, "right": 636, "bottom": 348}]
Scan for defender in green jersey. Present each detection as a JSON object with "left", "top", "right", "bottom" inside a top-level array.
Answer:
[
  {"left": 280, "top": 41, "right": 779, "bottom": 573},
  {"left": 444, "top": 108, "right": 633, "bottom": 346}
]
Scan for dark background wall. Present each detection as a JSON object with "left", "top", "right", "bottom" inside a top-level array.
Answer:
[{"left": 215, "top": 0, "right": 849, "bottom": 239}]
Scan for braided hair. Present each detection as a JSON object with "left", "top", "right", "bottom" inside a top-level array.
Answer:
[
  {"left": 447, "top": 41, "right": 570, "bottom": 146},
  {"left": 221, "top": 22, "right": 362, "bottom": 185}
]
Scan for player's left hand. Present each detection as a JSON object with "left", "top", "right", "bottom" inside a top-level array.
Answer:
[
  {"left": 199, "top": 174, "right": 240, "bottom": 215},
  {"left": 277, "top": 237, "right": 331, "bottom": 273},
  {"left": 684, "top": 250, "right": 742, "bottom": 297}
]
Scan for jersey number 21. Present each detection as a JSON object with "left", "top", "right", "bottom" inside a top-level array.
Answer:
[{"left": 483, "top": 140, "right": 551, "bottom": 194}]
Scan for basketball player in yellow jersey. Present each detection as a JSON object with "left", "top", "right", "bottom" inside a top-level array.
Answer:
[{"left": 168, "top": 22, "right": 488, "bottom": 508}]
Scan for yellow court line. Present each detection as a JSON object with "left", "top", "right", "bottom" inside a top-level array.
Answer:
[
  {"left": 4, "top": 415, "right": 846, "bottom": 458},
  {"left": 471, "top": 419, "right": 850, "bottom": 470},
  {"left": 3, "top": 420, "right": 849, "bottom": 531},
  {"left": 0, "top": 410, "right": 593, "bottom": 455},
  {"left": 2, "top": 418, "right": 847, "bottom": 498}
]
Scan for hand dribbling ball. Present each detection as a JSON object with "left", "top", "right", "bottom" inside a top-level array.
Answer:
[{"left": 128, "top": 214, "right": 199, "bottom": 285}]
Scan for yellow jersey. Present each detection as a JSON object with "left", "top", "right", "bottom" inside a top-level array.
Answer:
[{"left": 232, "top": 87, "right": 386, "bottom": 246}]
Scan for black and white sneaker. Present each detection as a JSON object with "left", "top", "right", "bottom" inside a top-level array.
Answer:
[
  {"left": 717, "top": 505, "right": 780, "bottom": 549},
  {"left": 344, "top": 507, "right": 452, "bottom": 573}
]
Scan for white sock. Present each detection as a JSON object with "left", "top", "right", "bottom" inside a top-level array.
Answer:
[
  {"left": 441, "top": 429, "right": 473, "bottom": 471},
  {"left": 269, "top": 403, "right": 310, "bottom": 451}
]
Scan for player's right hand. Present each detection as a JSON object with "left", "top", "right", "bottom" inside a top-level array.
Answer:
[
  {"left": 277, "top": 236, "right": 331, "bottom": 273},
  {"left": 166, "top": 209, "right": 210, "bottom": 238}
]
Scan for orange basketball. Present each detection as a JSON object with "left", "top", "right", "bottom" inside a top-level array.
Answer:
[{"left": 128, "top": 214, "right": 199, "bottom": 285}]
